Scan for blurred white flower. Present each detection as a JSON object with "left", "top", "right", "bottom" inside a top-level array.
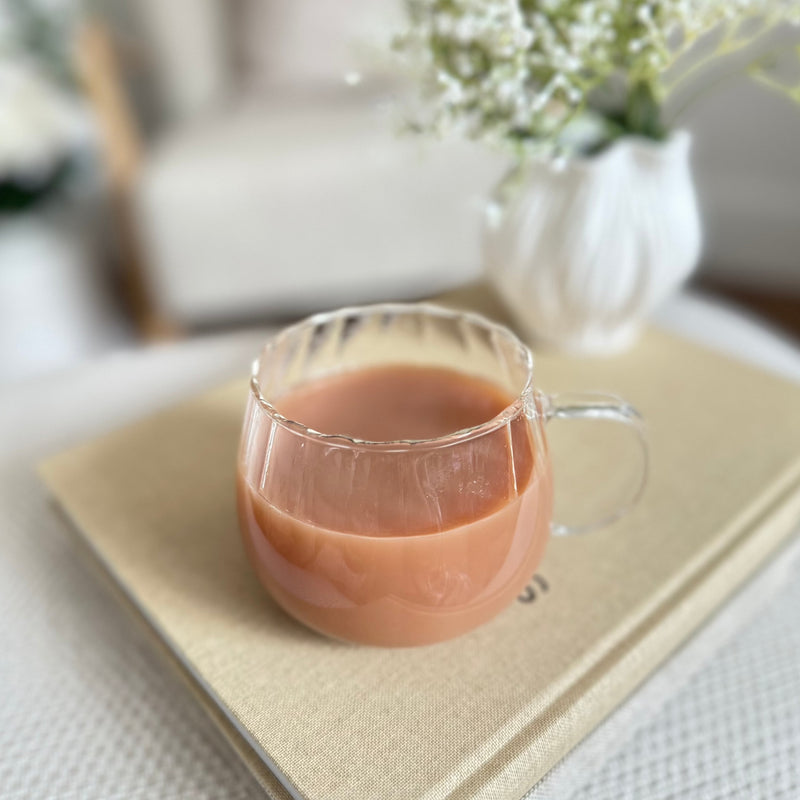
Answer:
[
  {"left": 0, "top": 57, "right": 84, "bottom": 180},
  {"left": 395, "top": 0, "right": 800, "bottom": 157}
]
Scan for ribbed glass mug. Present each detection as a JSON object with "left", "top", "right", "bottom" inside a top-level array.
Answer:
[{"left": 237, "top": 304, "right": 647, "bottom": 646}]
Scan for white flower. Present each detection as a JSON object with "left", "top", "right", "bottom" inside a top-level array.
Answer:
[
  {"left": 397, "top": 0, "right": 800, "bottom": 155},
  {"left": 0, "top": 58, "right": 83, "bottom": 179}
]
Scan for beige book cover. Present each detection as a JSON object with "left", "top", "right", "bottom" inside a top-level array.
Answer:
[{"left": 39, "top": 294, "right": 800, "bottom": 800}]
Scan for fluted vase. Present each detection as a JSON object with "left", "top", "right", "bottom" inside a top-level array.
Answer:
[{"left": 483, "top": 131, "right": 702, "bottom": 354}]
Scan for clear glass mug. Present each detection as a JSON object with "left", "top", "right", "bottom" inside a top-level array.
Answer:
[{"left": 237, "top": 304, "right": 647, "bottom": 647}]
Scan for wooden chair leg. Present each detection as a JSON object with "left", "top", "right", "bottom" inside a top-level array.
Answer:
[
  {"left": 112, "top": 194, "right": 183, "bottom": 341},
  {"left": 76, "top": 20, "right": 183, "bottom": 341}
]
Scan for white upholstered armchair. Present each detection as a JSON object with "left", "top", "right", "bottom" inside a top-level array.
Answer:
[{"left": 83, "top": 0, "right": 503, "bottom": 333}]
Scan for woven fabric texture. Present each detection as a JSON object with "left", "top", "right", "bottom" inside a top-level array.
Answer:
[
  {"left": 2, "top": 297, "right": 800, "bottom": 799},
  {"left": 571, "top": 573, "right": 800, "bottom": 800},
  {"left": 1, "top": 331, "right": 272, "bottom": 800},
  {"left": 0, "top": 463, "right": 266, "bottom": 800}
]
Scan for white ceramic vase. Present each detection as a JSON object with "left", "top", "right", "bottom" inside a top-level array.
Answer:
[{"left": 483, "top": 131, "right": 702, "bottom": 354}]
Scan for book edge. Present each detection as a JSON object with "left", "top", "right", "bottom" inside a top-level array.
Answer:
[
  {"left": 42, "top": 492, "right": 300, "bottom": 800},
  {"left": 39, "top": 460, "right": 800, "bottom": 800},
  {"left": 446, "top": 475, "right": 800, "bottom": 800},
  {"left": 425, "top": 454, "right": 800, "bottom": 798}
]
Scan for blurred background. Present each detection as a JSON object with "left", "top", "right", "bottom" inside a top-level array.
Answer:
[{"left": 1, "top": 0, "right": 798, "bottom": 385}]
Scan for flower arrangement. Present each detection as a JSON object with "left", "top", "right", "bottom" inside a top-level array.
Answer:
[
  {"left": 394, "top": 0, "right": 800, "bottom": 158},
  {"left": 0, "top": 0, "right": 84, "bottom": 212}
]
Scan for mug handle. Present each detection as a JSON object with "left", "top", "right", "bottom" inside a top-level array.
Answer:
[{"left": 537, "top": 391, "right": 649, "bottom": 537}]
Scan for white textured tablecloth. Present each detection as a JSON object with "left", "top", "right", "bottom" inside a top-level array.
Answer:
[{"left": 1, "top": 295, "right": 799, "bottom": 800}]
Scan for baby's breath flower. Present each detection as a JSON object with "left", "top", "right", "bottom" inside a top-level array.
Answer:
[{"left": 395, "top": 0, "right": 800, "bottom": 157}]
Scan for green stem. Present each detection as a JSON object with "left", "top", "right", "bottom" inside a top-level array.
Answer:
[
  {"left": 663, "top": 15, "right": 779, "bottom": 97},
  {"left": 750, "top": 69, "right": 800, "bottom": 103},
  {"left": 672, "top": 41, "right": 800, "bottom": 121},
  {"left": 624, "top": 80, "right": 667, "bottom": 140},
  {"left": 669, "top": 65, "right": 744, "bottom": 122}
]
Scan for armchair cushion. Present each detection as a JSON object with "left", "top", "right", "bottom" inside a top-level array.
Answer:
[{"left": 135, "top": 96, "right": 503, "bottom": 325}]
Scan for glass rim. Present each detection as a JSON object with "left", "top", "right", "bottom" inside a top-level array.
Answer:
[{"left": 249, "top": 302, "right": 536, "bottom": 450}]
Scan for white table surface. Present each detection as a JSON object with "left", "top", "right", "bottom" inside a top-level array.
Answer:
[{"left": 1, "top": 293, "right": 799, "bottom": 800}]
